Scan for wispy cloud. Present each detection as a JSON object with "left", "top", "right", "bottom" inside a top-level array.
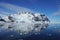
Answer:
[
  {"left": 52, "top": 5, "right": 60, "bottom": 16},
  {"left": 0, "top": 2, "right": 34, "bottom": 14},
  {"left": 52, "top": 11, "right": 60, "bottom": 16}
]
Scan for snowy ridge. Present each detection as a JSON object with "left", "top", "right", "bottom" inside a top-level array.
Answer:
[{"left": 0, "top": 11, "right": 50, "bottom": 35}]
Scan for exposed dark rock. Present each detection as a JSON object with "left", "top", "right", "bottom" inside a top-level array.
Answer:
[{"left": 0, "top": 19, "right": 6, "bottom": 22}]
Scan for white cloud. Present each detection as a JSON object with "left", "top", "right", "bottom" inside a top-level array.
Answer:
[
  {"left": 0, "top": 2, "right": 34, "bottom": 14},
  {"left": 52, "top": 10, "right": 60, "bottom": 16},
  {"left": 52, "top": 5, "right": 60, "bottom": 16}
]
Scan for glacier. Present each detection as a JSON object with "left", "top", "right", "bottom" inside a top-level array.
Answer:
[{"left": 0, "top": 11, "right": 50, "bottom": 35}]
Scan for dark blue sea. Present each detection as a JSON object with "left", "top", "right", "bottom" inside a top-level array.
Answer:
[{"left": 0, "top": 24, "right": 60, "bottom": 40}]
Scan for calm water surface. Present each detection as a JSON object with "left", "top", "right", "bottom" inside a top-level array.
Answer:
[{"left": 0, "top": 24, "right": 60, "bottom": 40}]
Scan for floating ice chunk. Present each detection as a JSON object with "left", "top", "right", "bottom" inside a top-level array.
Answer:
[{"left": 0, "top": 12, "right": 50, "bottom": 35}]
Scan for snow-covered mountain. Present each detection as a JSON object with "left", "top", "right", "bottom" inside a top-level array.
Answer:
[{"left": 0, "top": 11, "right": 50, "bottom": 34}]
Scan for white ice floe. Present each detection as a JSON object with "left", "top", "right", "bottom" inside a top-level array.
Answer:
[{"left": 0, "top": 11, "right": 50, "bottom": 34}]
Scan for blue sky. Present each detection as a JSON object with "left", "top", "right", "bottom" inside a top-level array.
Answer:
[{"left": 0, "top": 0, "right": 60, "bottom": 23}]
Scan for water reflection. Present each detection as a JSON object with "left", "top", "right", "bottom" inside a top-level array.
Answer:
[{"left": 0, "top": 22, "right": 49, "bottom": 35}]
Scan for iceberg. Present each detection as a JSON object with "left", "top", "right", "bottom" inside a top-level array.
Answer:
[{"left": 0, "top": 11, "right": 50, "bottom": 34}]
